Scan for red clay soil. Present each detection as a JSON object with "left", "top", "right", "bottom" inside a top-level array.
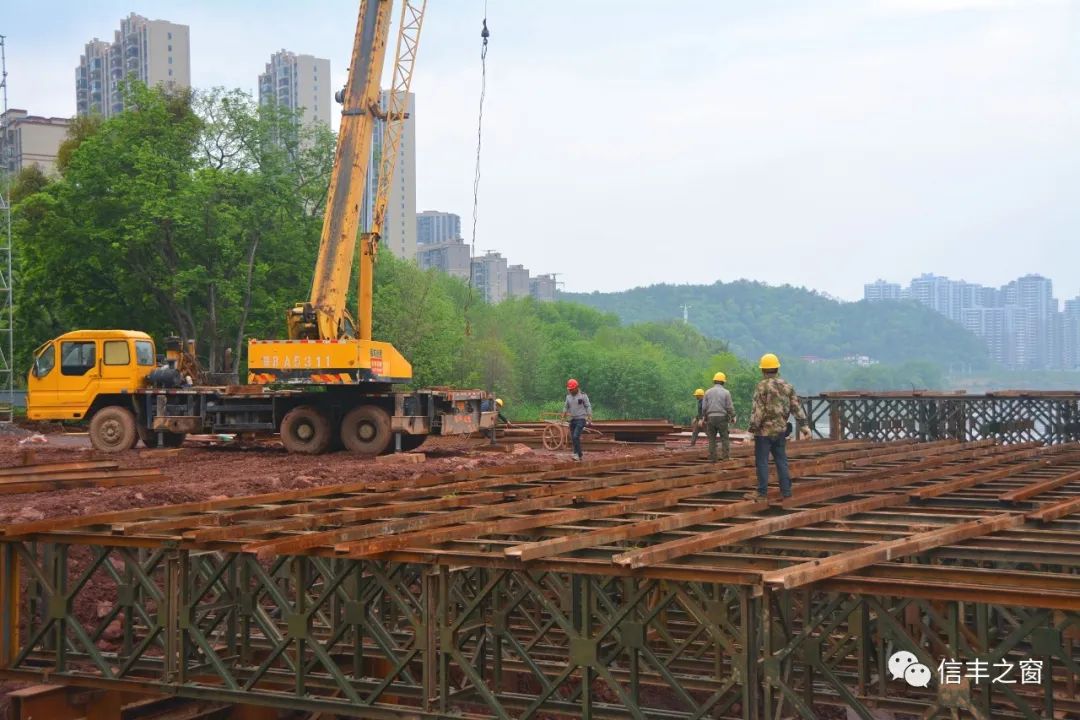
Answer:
[{"left": 0, "top": 434, "right": 657, "bottom": 534}]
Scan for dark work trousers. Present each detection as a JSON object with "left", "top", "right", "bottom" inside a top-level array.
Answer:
[
  {"left": 569, "top": 418, "right": 587, "bottom": 457},
  {"left": 706, "top": 415, "right": 730, "bottom": 461},
  {"left": 755, "top": 434, "right": 791, "bottom": 497}
]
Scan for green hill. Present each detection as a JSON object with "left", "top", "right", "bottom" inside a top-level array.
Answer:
[{"left": 562, "top": 281, "right": 990, "bottom": 369}]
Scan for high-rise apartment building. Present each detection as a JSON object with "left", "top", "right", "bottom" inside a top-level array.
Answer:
[
  {"left": 362, "top": 91, "right": 416, "bottom": 259},
  {"left": 417, "top": 238, "right": 471, "bottom": 280},
  {"left": 506, "top": 264, "right": 530, "bottom": 299},
  {"left": 1014, "top": 274, "right": 1057, "bottom": 370},
  {"left": 471, "top": 251, "right": 508, "bottom": 304},
  {"left": 908, "top": 274, "right": 953, "bottom": 317},
  {"left": 417, "top": 211, "right": 460, "bottom": 246},
  {"left": 1063, "top": 298, "right": 1080, "bottom": 371},
  {"left": 1, "top": 110, "right": 70, "bottom": 176},
  {"left": 530, "top": 274, "right": 557, "bottom": 303},
  {"left": 258, "top": 51, "right": 330, "bottom": 128},
  {"left": 77, "top": 13, "right": 190, "bottom": 119},
  {"left": 863, "top": 279, "right": 901, "bottom": 302}
]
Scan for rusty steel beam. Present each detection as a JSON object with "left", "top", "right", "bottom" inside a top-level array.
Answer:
[
  {"left": 999, "top": 467, "right": 1080, "bottom": 503},
  {"left": 761, "top": 511, "right": 1026, "bottom": 588}
]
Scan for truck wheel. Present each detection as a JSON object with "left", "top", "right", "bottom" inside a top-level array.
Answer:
[
  {"left": 281, "top": 406, "right": 332, "bottom": 454},
  {"left": 90, "top": 407, "right": 138, "bottom": 453},
  {"left": 340, "top": 405, "right": 392, "bottom": 455},
  {"left": 137, "top": 426, "right": 186, "bottom": 448}
]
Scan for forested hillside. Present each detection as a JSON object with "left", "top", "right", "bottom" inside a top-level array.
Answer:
[{"left": 563, "top": 282, "right": 990, "bottom": 369}]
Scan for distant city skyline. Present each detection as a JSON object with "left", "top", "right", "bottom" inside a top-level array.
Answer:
[{"left": 865, "top": 272, "right": 1080, "bottom": 371}]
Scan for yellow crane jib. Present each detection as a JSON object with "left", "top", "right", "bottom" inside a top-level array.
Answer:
[{"left": 255, "top": 0, "right": 427, "bottom": 386}]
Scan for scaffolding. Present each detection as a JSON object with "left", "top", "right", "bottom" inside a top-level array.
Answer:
[{"left": 0, "top": 36, "right": 13, "bottom": 423}]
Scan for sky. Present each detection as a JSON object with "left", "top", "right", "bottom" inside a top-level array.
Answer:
[{"left": 3, "top": 0, "right": 1079, "bottom": 301}]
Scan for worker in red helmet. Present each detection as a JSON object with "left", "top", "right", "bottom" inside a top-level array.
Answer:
[{"left": 561, "top": 378, "right": 592, "bottom": 461}]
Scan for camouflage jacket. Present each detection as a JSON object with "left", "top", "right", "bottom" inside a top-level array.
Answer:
[{"left": 748, "top": 376, "right": 807, "bottom": 437}]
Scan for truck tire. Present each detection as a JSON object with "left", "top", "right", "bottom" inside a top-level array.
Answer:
[
  {"left": 340, "top": 405, "right": 392, "bottom": 455},
  {"left": 90, "top": 407, "right": 138, "bottom": 453},
  {"left": 137, "top": 425, "right": 187, "bottom": 449},
  {"left": 281, "top": 406, "right": 332, "bottom": 454}
]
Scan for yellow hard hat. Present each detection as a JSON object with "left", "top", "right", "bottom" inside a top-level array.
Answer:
[
  {"left": 713, "top": 372, "right": 726, "bottom": 383},
  {"left": 693, "top": 388, "right": 705, "bottom": 397},
  {"left": 495, "top": 398, "right": 504, "bottom": 408},
  {"left": 759, "top": 353, "right": 781, "bottom": 370}
]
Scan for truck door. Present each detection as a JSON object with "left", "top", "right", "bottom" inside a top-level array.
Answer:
[
  {"left": 26, "top": 342, "right": 58, "bottom": 418},
  {"left": 57, "top": 339, "right": 100, "bottom": 420},
  {"left": 100, "top": 339, "right": 135, "bottom": 393}
]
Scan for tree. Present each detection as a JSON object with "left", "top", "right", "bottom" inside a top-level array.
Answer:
[{"left": 14, "top": 82, "right": 334, "bottom": 373}]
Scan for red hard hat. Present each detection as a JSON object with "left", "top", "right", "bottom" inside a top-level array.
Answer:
[{"left": 566, "top": 378, "right": 579, "bottom": 390}]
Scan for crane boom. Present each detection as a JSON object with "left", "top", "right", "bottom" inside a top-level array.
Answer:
[
  {"left": 288, "top": 0, "right": 393, "bottom": 341},
  {"left": 358, "top": 0, "right": 426, "bottom": 342}
]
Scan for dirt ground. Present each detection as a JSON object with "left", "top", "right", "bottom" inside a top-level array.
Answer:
[{"left": 0, "top": 425, "right": 661, "bottom": 528}]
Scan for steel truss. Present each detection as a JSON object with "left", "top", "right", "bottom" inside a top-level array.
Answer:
[
  {"left": 2, "top": 441, "right": 1080, "bottom": 718},
  {"left": 805, "top": 392, "right": 1080, "bottom": 445},
  {"left": 1, "top": 546, "right": 1078, "bottom": 719}
]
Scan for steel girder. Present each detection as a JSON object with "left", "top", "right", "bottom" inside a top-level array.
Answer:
[{"left": 3, "top": 542, "right": 1078, "bottom": 720}]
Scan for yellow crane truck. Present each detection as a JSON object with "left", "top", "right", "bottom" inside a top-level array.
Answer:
[{"left": 26, "top": 0, "right": 494, "bottom": 454}]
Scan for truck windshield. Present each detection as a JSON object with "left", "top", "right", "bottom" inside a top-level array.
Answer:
[
  {"left": 33, "top": 345, "right": 55, "bottom": 378},
  {"left": 135, "top": 340, "right": 154, "bottom": 366}
]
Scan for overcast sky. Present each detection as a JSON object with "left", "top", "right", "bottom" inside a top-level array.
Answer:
[{"left": 4, "top": 0, "right": 1079, "bottom": 301}]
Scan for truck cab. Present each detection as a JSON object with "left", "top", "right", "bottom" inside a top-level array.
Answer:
[{"left": 27, "top": 330, "right": 155, "bottom": 422}]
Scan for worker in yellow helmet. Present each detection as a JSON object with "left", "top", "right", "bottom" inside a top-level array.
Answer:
[
  {"left": 747, "top": 353, "right": 810, "bottom": 500},
  {"left": 690, "top": 388, "right": 705, "bottom": 446},
  {"left": 701, "top": 372, "right": 736, "bottom": 461},
  {"left": 494, "top": 398, "right": 509, "bottom": 425}
]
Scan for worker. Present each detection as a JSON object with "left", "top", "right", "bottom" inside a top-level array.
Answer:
[
  {"left": 562, "top": 378, "right": 592, "bottom": 461},
  {"left": 481, "top": 397, "right": 510, "bottom": 443},
  {"left": 690, "top": 388, "right": 705, "bottom": 446},
  {"left": 701, "top": 373, "right": 736, "bottom": 461},
  {"left": 747, "top": 353, "right": 810, "bottom": 500}
]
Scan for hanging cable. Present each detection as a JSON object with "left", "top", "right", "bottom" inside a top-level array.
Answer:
[
  {"left": 465, "top": 5, "right": 489, "bottom": 336},
  {"left": 470, "top": 13, "right": 489, "bottom": 263}
]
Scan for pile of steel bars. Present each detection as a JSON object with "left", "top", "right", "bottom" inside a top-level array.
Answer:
[{"left": 0, "top": 460, "right": 164, "bottom": 494}]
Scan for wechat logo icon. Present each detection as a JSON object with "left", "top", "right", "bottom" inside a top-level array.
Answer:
[{"left": 889, "top": 650, "right": 932, "bottom": 688}]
